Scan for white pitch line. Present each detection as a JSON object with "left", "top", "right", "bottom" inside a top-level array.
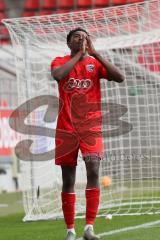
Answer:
[
  {"left": 77, "top": 220, "right": 160, "bottom": 240},
  {"left": 0, "top": 204, "right": 8, "bottom": 208}
]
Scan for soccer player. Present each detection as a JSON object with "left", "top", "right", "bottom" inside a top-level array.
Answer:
[{"left": 51, "top": 28, "right": 124, "bottom": 240}]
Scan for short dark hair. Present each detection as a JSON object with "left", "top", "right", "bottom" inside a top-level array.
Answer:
[{"left": 67, "top": 28, "right": 89, "bottom": 44}]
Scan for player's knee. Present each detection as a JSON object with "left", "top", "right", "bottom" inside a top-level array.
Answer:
[
  {"left": 87, "top": 169, "right": 99, "bottom": 181},
  {"left": 84, "top": 155, "right": 100, "bottom": 181}
]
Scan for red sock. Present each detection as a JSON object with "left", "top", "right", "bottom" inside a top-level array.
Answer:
[
  {"left": 85, "top": 188, "right": 100, "bottom": 225},
  {"left": 61, "top": 192, "right": 76, "bottom": 229}
]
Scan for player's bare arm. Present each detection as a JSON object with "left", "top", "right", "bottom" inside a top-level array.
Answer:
[
  {"left": 52, "top": 34, "right": 87, "bottom": 81},
  {"left": 86, "top": 36, "right": 124, "bottom": 83},
  {"left": 51, "top": 51, "right": 82, "bottom": 81}
]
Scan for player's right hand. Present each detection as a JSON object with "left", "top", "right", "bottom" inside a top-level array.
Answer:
[{"left": 79, "top": 36, "right": 87, "bottom": 57}]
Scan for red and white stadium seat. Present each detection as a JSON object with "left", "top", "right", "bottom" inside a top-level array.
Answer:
[
  {"left": 24, "top": 0, "right": 39, "bottom": 10},
  {"left": 41, "top": 0, "right": 57, "bottom": 9},
  {"left": 127, "top": 0, "right": 143, "bottom": 3},
  {"left": 77, "top": 0, "right": 93, "bottom": 9},
  {"left": 0, "top": 11, "right": 6, "bottom": 23},
  {"left": 58, "top": 0, "right": 75, "bottom": 9},
  {"left": 94, "top": 0, "right": 110, "bottom": 8},
  {"left": 38, "top": 9, "right": 54, "bottom": 15},
  {"left": 111, "top": 0, "right": 127, "bottom": 5},
  {"left": 22, "top": 10, "right": 37, "bottom": 17},
  {"left": 22, "top": 0, "right": 39, "bottom": 17},
  {"left": 0, "top": 0, "right": 6, "bottom": 12}
]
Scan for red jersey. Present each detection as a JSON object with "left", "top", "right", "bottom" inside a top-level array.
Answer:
[{"left": 51, "top": 55, "right": 108, "bottom": 133}]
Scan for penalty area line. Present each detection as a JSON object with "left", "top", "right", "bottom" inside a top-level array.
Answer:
[
  {"left": 77, "top": 220, "right": 160, "bottom": 240},
  {"left": 0, "top": 204, "right": 8, "bottom": 208}
]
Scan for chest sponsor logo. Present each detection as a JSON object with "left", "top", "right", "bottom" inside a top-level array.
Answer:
[
  {"left": 63, "top": 78, "right": 92, "bottom": 92},
  {"left": 86, "top": 64, "right": 94, "bottom": 72}
]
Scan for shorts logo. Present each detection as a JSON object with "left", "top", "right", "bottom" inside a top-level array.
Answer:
[
  {"left": 86, "top": 64, "right": 94, "bottom": 72},
  {"left": 63, "top": 78, "right": 92, "bottom": 92}
]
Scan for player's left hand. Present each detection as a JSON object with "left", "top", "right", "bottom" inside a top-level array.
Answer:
[{"left": 86, "top": 36, "right": 97, "bottom": 56}]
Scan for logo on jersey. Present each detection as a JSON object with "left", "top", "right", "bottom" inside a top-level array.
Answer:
[
  {"left": 86, "top": 64, "right": 94, "bottom": 72},
  {"left": 63, "top": 78, "right": 92, "bottom": 92}
]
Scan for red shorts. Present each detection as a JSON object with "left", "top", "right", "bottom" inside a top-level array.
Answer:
[{"left": 55, "top": 129, "right": 103, "bottom": 166}]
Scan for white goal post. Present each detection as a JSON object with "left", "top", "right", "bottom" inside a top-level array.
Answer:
[{"left": 3, "top": 0, "right": 160, "bottom": 221}]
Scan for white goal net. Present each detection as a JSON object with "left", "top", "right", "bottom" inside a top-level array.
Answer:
[{"left": 3, "top": 0, "right": 160, "bottom": 221}]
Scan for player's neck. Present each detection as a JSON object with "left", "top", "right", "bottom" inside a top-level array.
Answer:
[{"left": 71, "top": 51, "right": 88, "bottom": 60}]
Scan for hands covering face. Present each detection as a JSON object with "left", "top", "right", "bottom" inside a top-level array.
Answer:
[
  {"left": 80, "top": 35, "right": 96, "bottom": 56},
  {"left": 86, "top": 36, "right": 96, "bottom": 56}
]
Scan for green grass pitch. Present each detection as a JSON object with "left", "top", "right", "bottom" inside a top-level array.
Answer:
[{"left": 0, "top": 192, "right": 160, "bottom": 240}]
